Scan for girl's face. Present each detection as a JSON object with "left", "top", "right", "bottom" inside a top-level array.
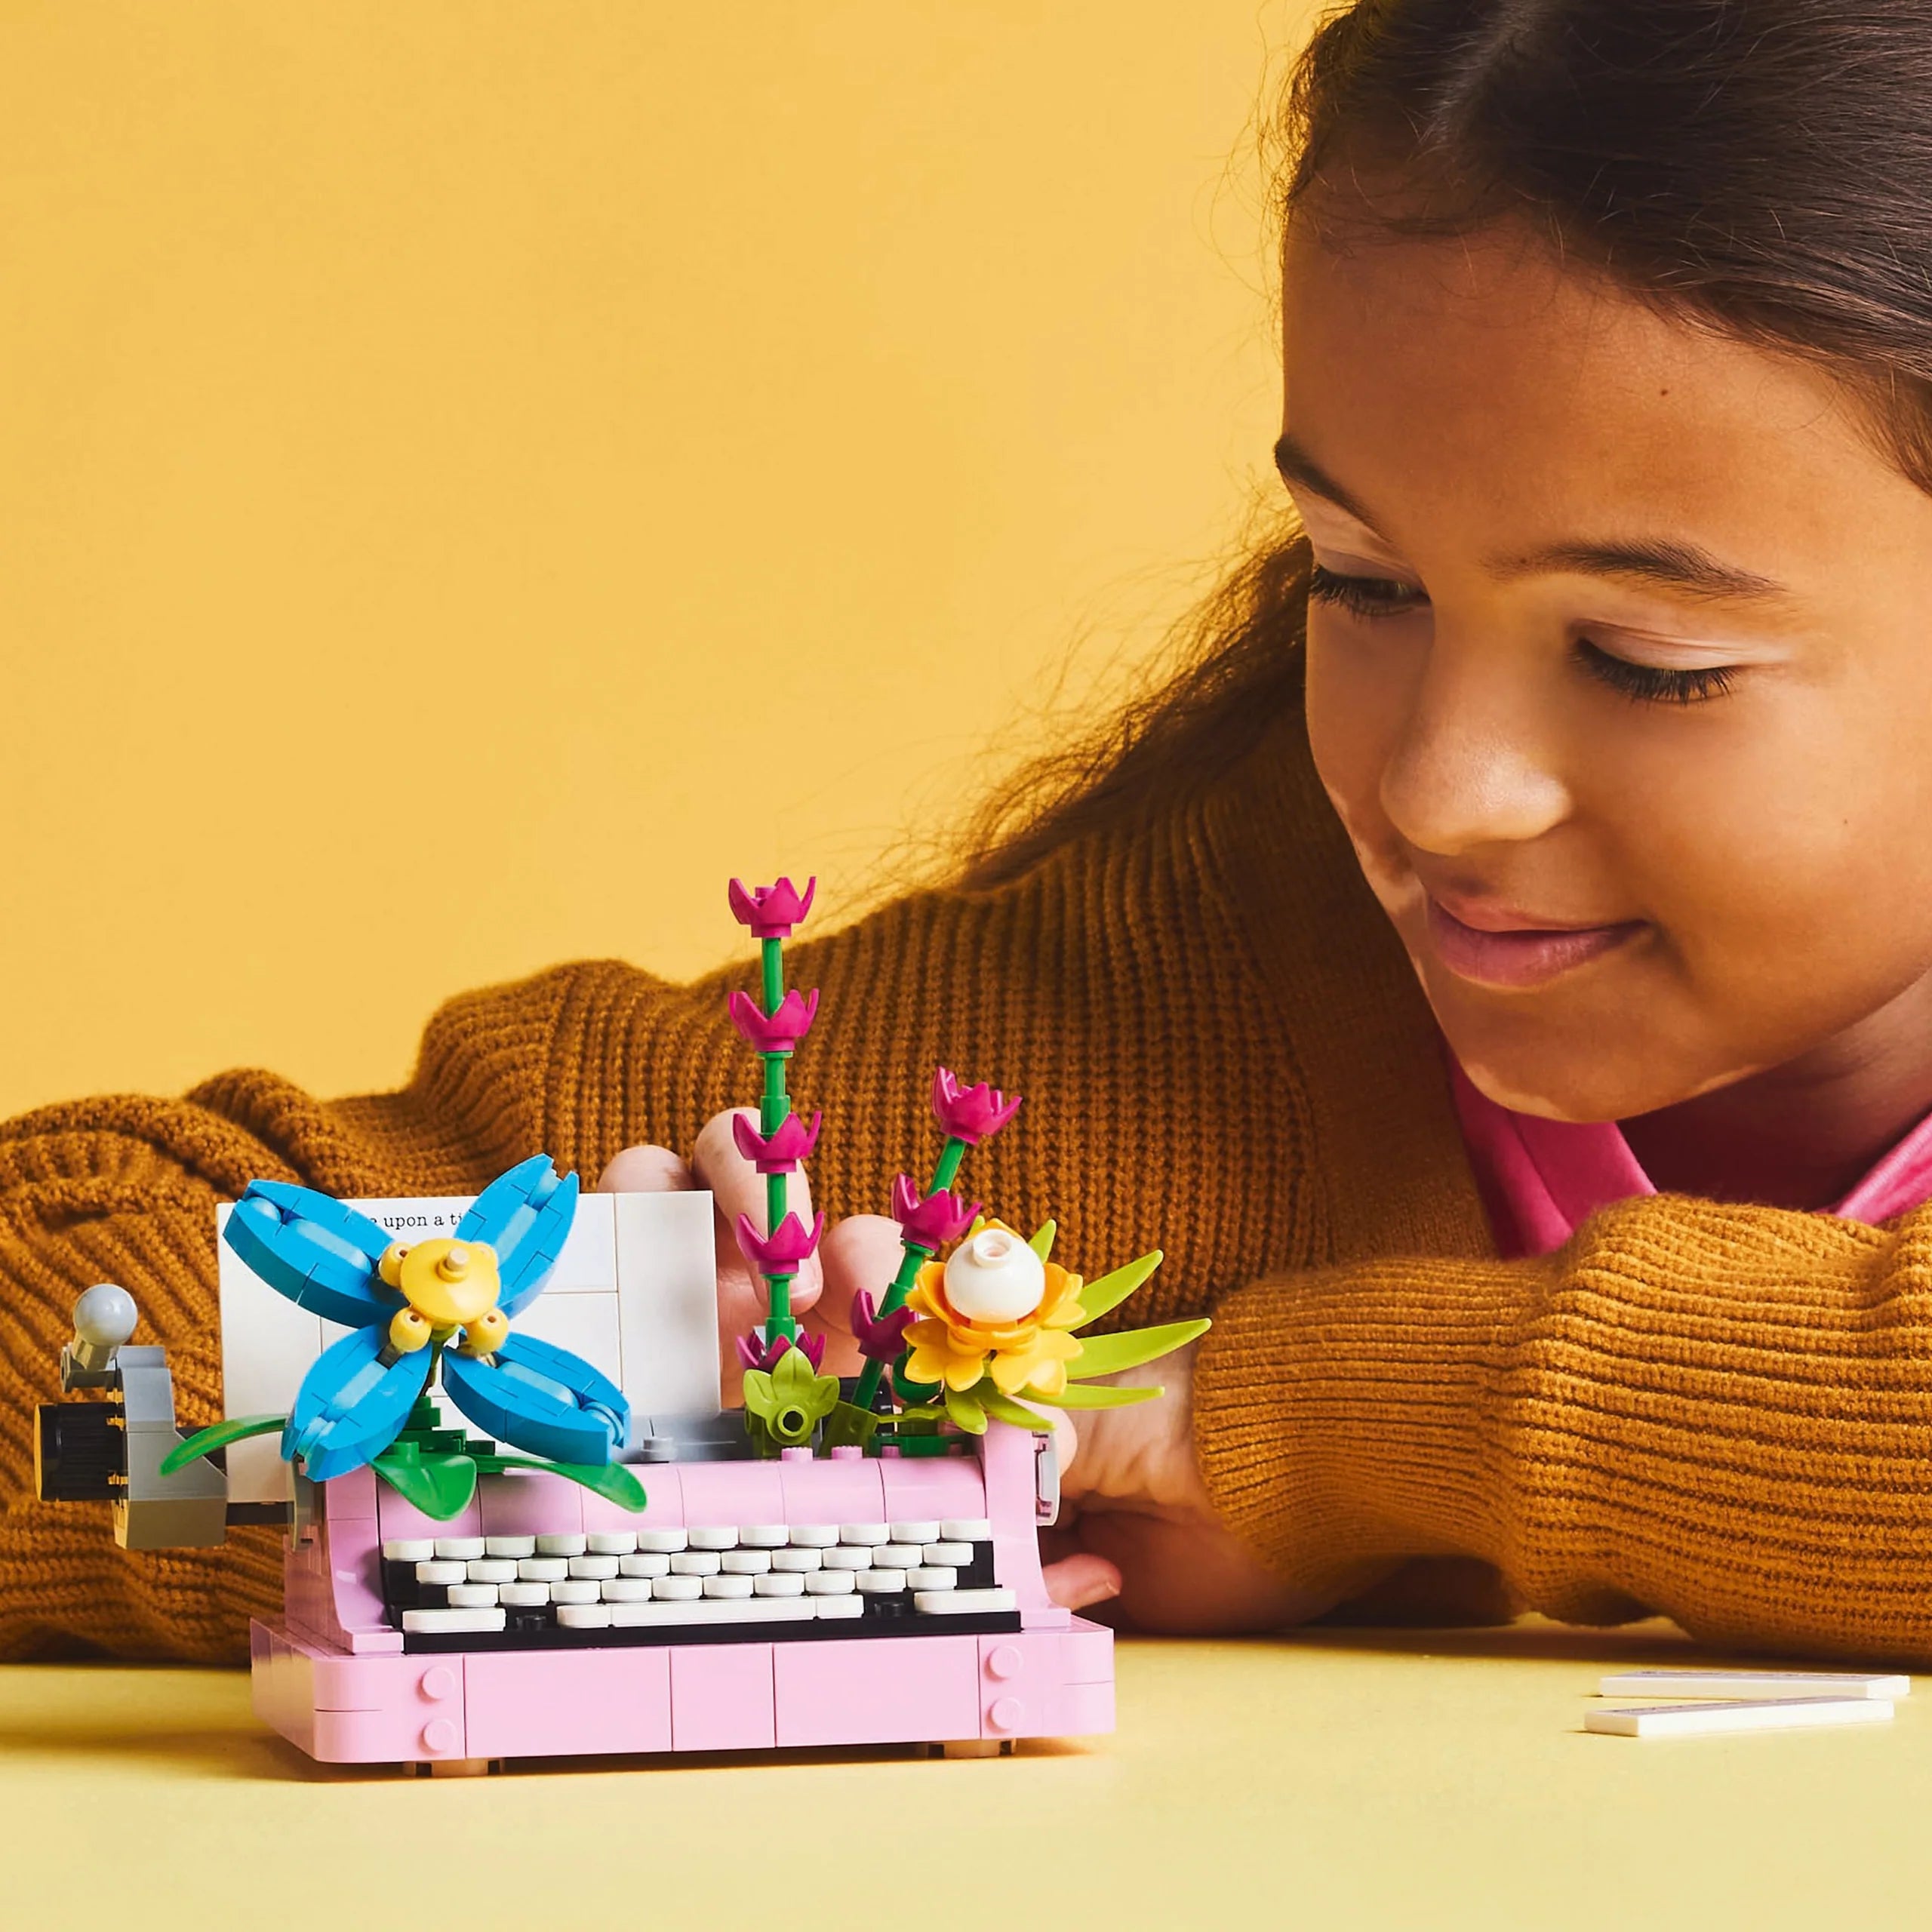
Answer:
[{"left": 1286, "top": 215, "right": 1932, "bottom": 1122}]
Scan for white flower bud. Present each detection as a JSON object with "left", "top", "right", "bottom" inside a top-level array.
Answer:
[{"left": 943, "top": 1226, "right": 1046, "bottom": 1323}]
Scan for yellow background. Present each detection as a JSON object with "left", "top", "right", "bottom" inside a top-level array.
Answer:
[{"left": 0, "top": 2, "right": 1311, "bottom": 1121}]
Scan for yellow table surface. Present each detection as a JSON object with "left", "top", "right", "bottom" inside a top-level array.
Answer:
[{"left": 5, "top": 1619, "right": 1924, "bottom": 1930}]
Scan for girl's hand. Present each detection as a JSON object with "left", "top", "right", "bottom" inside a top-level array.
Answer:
[{"left": 597, "top": 1114, "right": 1322, "bottom": 1633}]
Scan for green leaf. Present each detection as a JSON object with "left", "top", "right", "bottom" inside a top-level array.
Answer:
[
  {"left": 1027, "top": 1219, "right": 1057, "bottom": 1262},
  {"left": 1022, "top": 1381, "right": 1162, "bottom": 1409},
  {"left": 159, "top": 1412, "right": 285, "bottom": 1476},
  {"left": 893, "top": 1404, "right": 946, "bottom": 1426},
  {"left": 1067, "top": 1318, "right": 1209, "bottom": 1380},
  {"left": 374, "top": 1450, "right": 478, "bottom": 1519},
  {"left": 943, "top": 1388, "right": 988, "bottom": 1434},
  {"left": 976, "top": 1388, "right": 1055, "bottom": 1432},
  {"left": 821, "top": 1402, "right": 881, "bottom": 1451},
  {"left": 1072, "top": 1250, "right": 1164, "bottom": 1324},
  {"left": 552, "top": 1460, "right": 648, "bottom": 1512}
]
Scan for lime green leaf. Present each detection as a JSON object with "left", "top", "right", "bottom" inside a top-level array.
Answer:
[
  {"left": 977, "top": 1388, "right": 1055, "bottom": 1432},
  {"left": 553, "top": 1459, "right": 648, "bottom": 1512},
  {"left": 160, "top": 1412, "right": 285, "bottom": 1476},
  {"left": 1027, "top": 1219, "right": 1057, "bottom": 1262},
  {"left": 374, "top": 1450, "right": 478, "bottom": 1518},
  {"left": 1072, "top": 1250, "right": 1164, "bottom": 1324},
  {"left": 943, "top": 1388, "right": 988, "bottom": 1434},
  {"left": 1023, "top": 1381, "right": 1162, "bottom": 1409},
  {"left": 1067, "top": 1318, "right": 1209, "bottom": 1380},
  {"left": 821, "top": 1402, "right": 881, "bottom": 1451}
]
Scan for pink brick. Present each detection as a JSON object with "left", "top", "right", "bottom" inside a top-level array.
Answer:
[
  {"left": 779, "top": 1445, "right": 884, "bottom": 1524},
  {"left": 581, "top": 1461, "right": 682, "bottom": 1537},
  {"left": 465, "top": 1649, "right": 672, "bottom": 1758},
  {"left": 877, "top": 1447, "right": 986, "bottom": 1521},
  {"left": 774, "top": 1635, "right": 980, "bottom": 1747},
  {"left": 678, "top": 1460, "right": 786, "bottom": 1529},
  {"left": 478, "top": 1469, "right": 582, "bottom": 1540},
  {"left": 670, "top": 1644, "right": 774, "bottom": 1751}
]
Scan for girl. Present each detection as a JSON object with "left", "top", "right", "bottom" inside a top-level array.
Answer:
[{"left": 9, "top": 0, "right": 1932, "bottom": 1663}]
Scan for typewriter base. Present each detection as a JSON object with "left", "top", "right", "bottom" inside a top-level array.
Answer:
[{"left": 251, "top": 1613, "right": 1115, "bottom": 1767}]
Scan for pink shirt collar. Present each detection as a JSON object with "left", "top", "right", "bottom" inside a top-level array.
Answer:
[{"left": 1449, "top": 1057, "right": 1932, "bottom": 1259}]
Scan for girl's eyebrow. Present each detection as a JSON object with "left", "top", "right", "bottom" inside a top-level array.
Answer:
[{"left": 1272, "top": 430, "right": 1795, "bottom": 608}]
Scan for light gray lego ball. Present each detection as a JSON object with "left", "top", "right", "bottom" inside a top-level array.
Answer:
[{"left": 72, "top": 1282, "right": 139, "bottom": 1349}]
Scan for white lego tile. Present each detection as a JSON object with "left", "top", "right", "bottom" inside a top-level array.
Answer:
[
  {"left": 607, "top": 1596, "right": 815, "bottom": 1629},
  {"left": 754, "top": 1572, "right": 806, "bottom": 1597},
  {"left": 855, "top": 1571, "right": 908, "bottom": 1595},
  {"left": 669, "top": 1551, "right": 721, "bottom": 1577},
  {"left": 536, "top": 1532, "right": 588, "bottom": 1557},
  {"left": 1585, "top": 1698, "right": 1894, "bottom": 1738},
  {"left": 688, "top": 1526, "right": 739, "bottom": 1550},
  {"left": 433, "top": 1537, "right": 486, "bottom": 1561},
  {"left": 401, "top": 1607, "right": 506, "bottom": 1635},
  {"left": 635, "top": 1527, "right": 689, "bottom": 1553},
  {"left": 822, "top": 1546, "right": 872, "bottom": 1571},
  {"left": 888, "top": 1520, "right": 940, "bottom": 1545},
  {"left": 923, "top": 1543, "right": 972, "bottom": 1567},
  {"left": 654, "top": 1575, "right": 703, "bottom": 1601},
  {"left": 740, "top": 1524, "right": 790, "bottom": 1548},
  {"left": 1597, "top": 1669, "right": 1911, "bottom": 1703},
  {"left": 587, "top": 1531, "right": 638, "bottom": 1556},
  {"left": 770, "top": 1547, "right": 823, "bottom": 1573},
  {"left": 838, "top": 1523, "right": 890, "bottom": 1546},
  {"left": 721, "top": 1549, "right": 772, "bottom": 1574},
  {"left": 517, "top": 1557, "right": 569, "bottom": 1582},
  {"left": 813, "top": 1596, "right": 864, "bottom": 1620},
  {"left": 569, "top": 1555, "right": 621, "bottom": 1580},
  {"left": 915, "top": 1586, "right": 1016, "bottom": 1615},
  {"left": 804, "top": 1570, "right": 856, "bottom": 1595},
  {"left": 415, "top": 1561, "right": 466, "bottom": 1586},
  {"left": 703, "top": 1574, "right": 755, "bottom": 1599},
  {"left": 614, "top": 1190, "right": 721, "bottom": 1420},
  {"left": 601, "top": 1578, "right": 655, "bottom": 1601},
  {"left": 485, "top": 1536, "right": 537, "bottom": 1559},
  {"left": 940, "top": 1518, "right": 993, "bottom": 1543},
  {"left": 466, "top": 1559, "right": 518, "bottom": 1584},
  {"left": 788, "top": 1524, "right": 838, "bottom": 1547},
  {"left": 447, "top": 1583, "right": 500, "bottom": 1608},
  {"left": 558, "top": 1603, "right": 614, "bottom": 1630},
  {"left": 383, "top": 1540, "right": 437, "bottom": 1563},
  {"left": 549, "top": 1579, "right": 602, "bottom": 1605},
  {"left": 878, "top": 1545, "right": 924, "bottom": 1570},
  {"left": 500, "top": 1582, "right": 552, "bottom": 1608},
  {"left": 906, "top": 1567, "right": 957, "bottom": 1590},
  {"left": 620, "top": 1552, "right": 672, "bottom": 1578}
]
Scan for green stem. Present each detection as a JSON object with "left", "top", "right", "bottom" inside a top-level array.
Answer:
[
  {"left": 852, "top": 1134, "right": 970, "bottom": 1411},
  {"left": 758, "top": 937, "right": 798, "bottom": 1342}
]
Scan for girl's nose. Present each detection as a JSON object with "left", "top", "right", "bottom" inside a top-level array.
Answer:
[{"left": 1377, "top": 647, "right": 1571, "bottom": 857}]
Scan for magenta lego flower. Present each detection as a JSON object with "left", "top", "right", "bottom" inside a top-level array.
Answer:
[
  {"left": 849, "top": 1287, "right": 917, "bottom": 1364},
  {"left": 728, "top": 986, "right": 820, "bottom": 1055},
  {"left": 728, "top": 875, "right": 817, "bottom": 940},
  {"left": 930, "top": 1067, "right": 1023, "bottom": 1146},
  {"left": 890, "top": 1173, "right": 982, "bottom": 1250},
  {"left": 732, "top": 1109, "right": 823, "bottom": 1174},
  {"left": 735, "top": 1328, "right": 826, "bottom": 1373},
  {"left": 734, "top": 1208, "right": 826, "bottom": 1278}
]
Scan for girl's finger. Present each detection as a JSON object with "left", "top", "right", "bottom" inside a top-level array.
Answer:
[
  {"left": 815, "top": 1214, "right": 905, "bottom": 1336},
  {"left": 594, "top": 1143, "right": 696, "bottom": 1192},
  {"left": 1042, "top": 1550, "right": 1121, "bottom": 1612},
  {"left": 691, "top": 1107, "right": 824, "bottom": 1318}
]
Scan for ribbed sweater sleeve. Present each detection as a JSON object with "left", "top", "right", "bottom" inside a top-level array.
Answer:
[{"left": 1194, "top": 1194, "right": 1932, "bottom": 1663}]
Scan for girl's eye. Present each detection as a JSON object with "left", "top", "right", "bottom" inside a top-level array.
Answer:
[
  {"left": 1574, "top": 638, "right": 1738, "bottom": 706},
  {"left": 1306, "top": 561, "right": 1427, "bottom": 617}
]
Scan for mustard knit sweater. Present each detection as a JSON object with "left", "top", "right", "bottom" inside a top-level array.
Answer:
[{"left": 5, "top": 693, "right": 1930, "bottom": 1666}]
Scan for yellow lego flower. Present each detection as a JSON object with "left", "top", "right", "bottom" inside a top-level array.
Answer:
[{"left": 903, "top": 1222, "right": 1087, "bottom": 1398}]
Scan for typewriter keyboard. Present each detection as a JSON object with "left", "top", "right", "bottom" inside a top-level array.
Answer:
[{"left": 380, "top": 1518, "right": 1021, "bottom": 1651}]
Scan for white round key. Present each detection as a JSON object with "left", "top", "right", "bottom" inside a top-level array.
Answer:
[
  {"left": 907, "top": 1567, "right": 958, "bottom": 1590},
  {"left": 669, "top": 1551, "right": 721, "bottom": 1576},
  {"left": 466, "top": 1558, "right": 518, "bottom": 1584},
  {"left": 654, "top": 1574, "right": 703, "bottom": 1601},
  {"left": 634, "top": 1527, "right": 689, "bottom": 1553},
  {"left": 433, "top": 1537, "right": 486, "bottom": 1561},
  {"left": 688, "top": 1525, "right": 739, "bottom": 1550},
  {"left": 770, "top": 1547, "right": 822, "bottom": 1572},
  {"left": 740, "top": 1524, "right": 790, "bottom": 1548},
  {"left": 721, "top": 1549, "right": 771, "bottom": 1574},
  {"left": 823, "top": 1546, "right": 872, "bottom": 1570},
  {"left": 587, "top": 1531, "right": 637, "bottom": 1555},
  {"left": 789, "top": 1524, "right": 838, "bottom": 1548},
  {"left": 557, "top": 1603, "right": 611, "bottom": 1629},
  {"left": 838, "top": 1523, "right": 890, "bottom": 1546},
  {"left": 703, "top": 1574, "right": 754, "bottom": 1598},
  {"left": 940, "top": 1518, "right": 992, "bottom": 1543},
  {"left": 383, "top": 1539, "right": 436, "bottom": 1563},
  {"left": 500, "top": 1582, "right": 552, "bottom": 1607},
  {"left": 754, "top": 1572, "right": 806, "bottom": 1597},
  {"left": 536, "top": 1533, "right": 587, "bottom": 1557},
  {"left": 549, "top": 1579, "right": 601, "bottom": 1604},
  {"left": 620, "top": 1552, "right": 670, "bottom": 1578},
  {"left": 804, "top": 1570, "right": 857, "bottom": 1595},
  {"left": 447, "top": 1583, "right": 500, "bottom": 1608},
  {"left": 888, "top": 1521, "right": 940, "bottom": 1546},
  {"left": 484, "top": 1535, "right": 536, "bottom": 1559},
  {"left": 569, "top": 1555, "right": 620, "bottom": 1580},
  {"left": 856, "top": 1570, "right": 908, "bottom": 1594},
  {"left": 601, "top": 1578, "right": 654, "bottom": 1601},
  {"left": 878, "top": 1546, "right": 924, "bottom": 1570},
  {"left": 923, "top": 1543, "right": 973, "bottom": 1567},
  {"left": 415, "top": 1561, "right": 465, "bottom": 1586},
  {"left": 518, "top": 1557, "right": 568, "bottom": 1582}
]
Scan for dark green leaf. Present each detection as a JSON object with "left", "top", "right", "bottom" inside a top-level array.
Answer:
[{"left": 159, "top": 1412, "right": 284, "bottom": 1476}]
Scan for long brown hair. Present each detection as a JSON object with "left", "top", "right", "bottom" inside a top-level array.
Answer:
[{"left": 956, "top": 0, "right": 1932, "bottom": 888}]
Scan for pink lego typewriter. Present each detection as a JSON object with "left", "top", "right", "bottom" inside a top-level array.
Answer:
[{"left": 32, "top": 875, "right": 1203, "bottom": 1775}]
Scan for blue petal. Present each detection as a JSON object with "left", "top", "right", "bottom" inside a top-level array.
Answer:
[
  {"left": 456, "top": 1155, "right": 580, "bottom": 1318},
  {"left": 440, "top": 1329, "right": 627, "bottom": 1466},
  {"left": 224, "top": 1182, "right": 399, "bottom": 1329},
  {"left": 283, "top": 1324, "right": 432, "bottom": 1480}
]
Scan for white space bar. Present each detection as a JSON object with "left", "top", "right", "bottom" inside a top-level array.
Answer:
[{"left": 558, "top": 1598, "right": 818, "bottom": 1631}]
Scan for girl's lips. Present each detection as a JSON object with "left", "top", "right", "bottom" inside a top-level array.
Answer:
[{"left": 1423, "top": 895, "right": 1646, "bottom": 989}]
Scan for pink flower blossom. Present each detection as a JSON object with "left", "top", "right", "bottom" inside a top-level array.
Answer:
[
  {"left": 732, "top": 1109, "right": 823, "bottom": 1174},
  {"left": 734, "top": 1209, "right": 826, "bottom": 1278},
  {"left": 930, "top": 1066, "right": 1023, "bottom": 1146},
  {"left": 728, "top": 986, "right": 820, "bottom": 1055},
  {"left": 849, "top": 1288, "right": 916, "bottom": 1364},
  {"left": 728, "top": 875, "right": 817, "bottom": 940},
  {"left": 890, "top": 1173, "right": 981, "bottom": 1250},
  {"left": 735, "top": 1328, "right": 826, "bottom": 1373}
]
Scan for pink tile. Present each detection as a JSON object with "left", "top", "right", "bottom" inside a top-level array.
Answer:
[
  {"left": 779, "top": 1446, "right": 884, "bottom": 1524},
  {"left": 877, "top": 1446, "right": 987, "bottom": 1521},
  {"left": 670, "top": 1644, "right": 775, "bottom": 1751},
  {"left": 478, "top": 1469, "right": 582, "bottom": 1540},
  {"left": 582, "top": 1462, "right": 682, "bottom": 1537},
  {"left": 774, "top": 1635, "right": 980, "bottom": 1747},
  {"left": 322, "top": 1466, "right": 378, "bottom": 1521},
  {"left": 979, "top": 1423, "right": 1050, "bottom": 1610},
  {"left": 678, "top": 1460, "right": 786, "bottom": 1529},
  {"left": 465, "top": 1649, "right": 672, "bottom": 1758},
  {"left": 374, "top": 1484, "right": 482, "bottom": 1546}
]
